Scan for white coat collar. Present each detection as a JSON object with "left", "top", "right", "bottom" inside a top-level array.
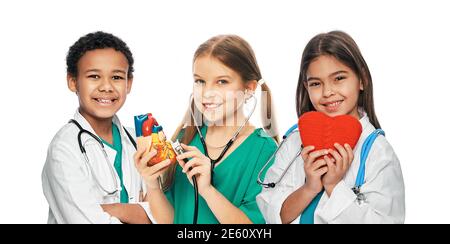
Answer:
[
  {"left": 357, "top": 109, "right": 376, "bottom": 139},
  {"left": 358, "top": 111, "right": 371, "bottom": 132},
  {"left": 73, "top": 109, "right": 124, "bottom": 135}
]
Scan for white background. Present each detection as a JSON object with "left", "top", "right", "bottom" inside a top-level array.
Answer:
[{"left": 0, "top": 0, "right": 449, "bottom": 223}]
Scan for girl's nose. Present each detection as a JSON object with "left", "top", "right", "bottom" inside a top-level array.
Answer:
[
  {"left": 322, "top": 83, "right": 336, "bottom": 97},
  {"left": 202, "top": 89, "right": 220, "bottom": 100}
]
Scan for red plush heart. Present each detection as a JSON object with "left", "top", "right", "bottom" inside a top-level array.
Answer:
[{"left": 298, "top": 112, "right": 362, "bottom": 154}]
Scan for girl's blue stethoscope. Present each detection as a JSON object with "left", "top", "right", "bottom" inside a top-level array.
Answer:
[
  {"left": 257, "top": 123, "right": 384, "bottom": 203},
  {"left": 69, "top": 119, "right": 137, "bottom": 197}
]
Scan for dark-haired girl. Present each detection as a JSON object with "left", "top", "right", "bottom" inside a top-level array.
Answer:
[{"left": 257, "top": 31, "right": 405, "bottom": 224}]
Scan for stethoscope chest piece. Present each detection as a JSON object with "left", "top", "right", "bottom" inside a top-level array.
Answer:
[{"left": 352, "top": 186, "right": 367, "bottom": 205}]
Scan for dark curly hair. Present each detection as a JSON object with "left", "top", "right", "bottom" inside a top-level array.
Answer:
[{"left": 66, "top": 31, "right": 134, "bottom": 78}]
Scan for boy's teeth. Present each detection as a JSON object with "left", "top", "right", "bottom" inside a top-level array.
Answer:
[{"left": 97, "top": 99, "right": 113, "bottom": 103}]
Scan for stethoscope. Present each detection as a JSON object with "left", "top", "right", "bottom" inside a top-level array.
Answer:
[
  {"left": 257, "top": 123, "right": 301, "bottom": 188},
  {"left": 189, "top": 92, "right": 257, "bottom": 185},
  {"left": 257, "top": 123, "right": 385, "bottom": 204},
  {"left": 69, "top": 119, "right": 136, "bottom": 197},
  {"left": 184, "top": 91, "right": 257, "bottom": 224}
]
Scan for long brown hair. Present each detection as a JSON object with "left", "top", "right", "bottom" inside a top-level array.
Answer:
[
  {"left": 296, "top": 30, "right": 381, "bottom": 129},
  {"left": 162, "top": 35, "right": 278, "bottom": 191}
]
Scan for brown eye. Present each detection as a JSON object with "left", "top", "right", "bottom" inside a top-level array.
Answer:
[
  {"left": 112, "top": 75, "right": 124, "bottom": 80},
  {"left": 335, "top": 76, "right": 346, "bottom": 81},
  {"left": 88, "top": 74, "right": 100, "bottom": 79},
  {"left": 217, "top": 79, "right": 228, "bottom": 85},
  {"left": 308, "top": 82, "right": 320, "bottom": 87}
]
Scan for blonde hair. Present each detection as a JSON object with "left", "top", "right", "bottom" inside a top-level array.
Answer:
[{"left": 162, "top": 35, "right": 278, "bottom": 191}]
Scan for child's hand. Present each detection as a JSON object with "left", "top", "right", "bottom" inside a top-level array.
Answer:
[
  {"left": 301, "top": 146, "right": 330, "bottom": 194},
  {"left": 176, "top": 144, "right": 212, "bottom": 196},
  {"left": 134, "top": 147, "right": 172, "bottom": 190},
  {"left": 322, "top": 143, "right": 354, "bottom": 196}
]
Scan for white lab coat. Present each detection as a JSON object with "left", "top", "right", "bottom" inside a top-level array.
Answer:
[
  {"left": 256, "top": 114, "right": 405, "bottom": 224},
  {"left": 42, "top": 110, "right": 155, "bottom": 224}
]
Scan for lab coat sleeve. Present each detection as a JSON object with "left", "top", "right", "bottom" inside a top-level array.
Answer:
[
  {"left": 315, "top": 137, "right": 405, "bottom": 224},
  {"left": 136, "top": 202, "right": 157, "bottom": 224},
  {"left": 42, "top": 140, "right": 122, "bottom": 224},
  {"left": 256, "top": 134, "right": 303, "bottom": 224}
]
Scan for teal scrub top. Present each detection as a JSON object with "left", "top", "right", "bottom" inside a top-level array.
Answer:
[
  {"left": 300, "top": 190, "right": 324, "bottom": 224},
  {"left": 166, "top": 126, "right": 277, "bottom": 224},
  {"left": 100, "top": 123, "right": 129, "bottom": 204}
]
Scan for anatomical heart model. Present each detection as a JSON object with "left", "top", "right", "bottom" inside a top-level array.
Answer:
[{"left": 134, "top": 113, "right": 177, "bottom": 165}]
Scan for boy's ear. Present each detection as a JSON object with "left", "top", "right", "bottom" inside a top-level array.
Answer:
[
  {"left": 126, "top": 77, "right": 133, "bottom": 94},
  {"left": 67, "top": 74, "right": 78, "bottom": 93}
]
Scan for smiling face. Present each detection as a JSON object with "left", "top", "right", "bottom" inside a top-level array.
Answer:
[
  {"left": 68, "top": 48, "right": 133, "bottom": 122},
  {"left": 192, "top": 56, "right": 253, "bottom": 125},
  {"left": 305, "top": 55, "right": 363, "bottom": 119}
]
